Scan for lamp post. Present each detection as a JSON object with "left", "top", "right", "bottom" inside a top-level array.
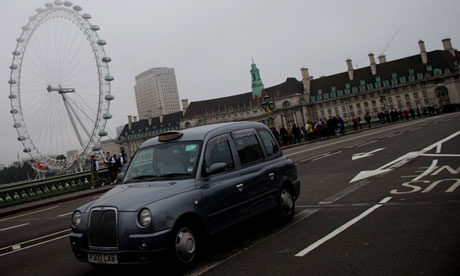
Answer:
[{"left": 261, "top": 95, "right": 274, "bottom": 128}]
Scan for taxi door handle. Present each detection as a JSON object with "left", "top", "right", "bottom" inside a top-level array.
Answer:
[
  {"left": 268, "top": 173, "right": 275, "bottom": 181},
  {"left": 236, "top": 184, "right": 244, "bottom": 192}
]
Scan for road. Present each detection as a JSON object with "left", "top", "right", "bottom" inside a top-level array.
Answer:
[{"left": 1, "top": 113, "right": 459, "bottom": 275}]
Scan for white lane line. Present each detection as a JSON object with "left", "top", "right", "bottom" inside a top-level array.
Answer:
[
  {"left": 319, "top": 180, "right": 369, "bottom": 205},
  {"left": 401, "top": 175, "right": 419, "bottom": 178},
  {"left": 295, "top": 196, "right": 392, "bottom": 257},
  {"left": 0, "top": 223, "right": 30, "bottom": 232},
  {"left": 312, "top": 151, "right": 342, "bottom": 161},
  {"left": 0, "top": 206, "right": 59, "bottom": 222},
  {"left": 419, "top": 154, "right": 460, "bottom": 157},
  {"left": 300, "top": 153, "right": 329, "bottom": 163},
  {"left": 57, "top": 212, "right": 73, "bottom": 218},
  {"left": 356, "top": 140, "right": 378, "bottom": 148},
  {"left": 0, "top": 229, "right": 70, "bottom": 252},
  {"left": 0, "top": 234, "right": 69, "bottom": 257}
]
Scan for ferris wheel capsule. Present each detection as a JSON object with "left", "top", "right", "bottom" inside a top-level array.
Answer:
[
  {"left": 9, "top": 79, "right": 17, "bottom": 84},
  {"left": 90, "top": 25, "right": 100, "bottom": 31},
  {"left": 12, "top": 51, "right": 21, "bottom": 56},
  {"left": 105, "top": 94, "right": 115, "bottom": 101},
  {"left": 92, "top": 146, "right": 101, "bottom": 151},
  {"left": 13, "top": 123, "right": 22, "bottom": 128},
  {"left": 102, "top": 57, "right": 111, "bottom": 63},
  {"left": 23, "top": 148, "right": 32, "bottom": 153},
  {"left": 10, "top": 64, "right": 18, "bottom": 70},
  {"left": 9, "top": 94, "right": 17, "bottom": 99},
  {"left": 63, "top": 1, "right": 73, "bottom": 7},
  {"left": 82, "top": 13, "right": 91, "bottom": 20},
  {"left": 102, "top": 113, "right": 112, "bottom": 119},
  {"left": 98, "top": 130, "right": 108, "bottom": 137},
  {"left": 73, "top": 5, "right": 82, "bottom": 11},
  {"left": 54, "top": 0, "right": 63, "bottom": 5},
  {"left": 18, "top": 136, "right": 27, "bottom": 141},
  {"left": 45, "top": 2, "right": 54, "bottom": 8},
  {"left": 97, "top": 39, "right": 106, "bottom": 46}
]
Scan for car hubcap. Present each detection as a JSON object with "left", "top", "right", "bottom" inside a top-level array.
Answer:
[
  {"left": 280, "top": 189, "right": 293, "bottom": 215},
  {"left": 175, "top": 227, "right": 196, "bottom": 263}
]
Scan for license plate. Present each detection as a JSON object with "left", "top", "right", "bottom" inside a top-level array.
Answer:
[{"left": 88, "top": 253, "right": 118, "bottom": 264}]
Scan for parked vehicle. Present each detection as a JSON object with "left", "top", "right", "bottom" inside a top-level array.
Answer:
[{"left": 69, "top": 121, "right": 300, "bottom": 267}]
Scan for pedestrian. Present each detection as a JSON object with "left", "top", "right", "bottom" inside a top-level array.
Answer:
[
  {"left": 364, "top": 112, "right": 371, "bottom": 128},
  {"left": 104, "top": 152, "right": 117, "bottom": 184},
  {"left": 120, "top": 147, "right": 129, "bottom": 171},
  {"left": 90, "top": 154, "right": 104, "bottom": 188}
]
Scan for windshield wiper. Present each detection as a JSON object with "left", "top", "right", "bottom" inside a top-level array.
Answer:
[
  {"left": 156, "top": 173, "right": 191, "bottom": 178},
  {"left": 125, "top": 174, "right": 158, "bottom": 183}
]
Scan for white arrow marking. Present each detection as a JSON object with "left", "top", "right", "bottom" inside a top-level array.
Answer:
[
  {"left": 352, "top": 148, "right": 385, "bottom": 160},
  {"left": 349, "top": 130, "right": 460, "bottom": 183}
]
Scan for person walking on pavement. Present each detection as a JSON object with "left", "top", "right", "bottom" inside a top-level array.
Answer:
[
  {"left": 104, "top": 152, "right": 117, "bottom": 184},
  {"left": 120, "top": 147, "right": 129, "bottom": 171},
  {"left": 90, "top": 155, "right": 104, "bottom": 188}
]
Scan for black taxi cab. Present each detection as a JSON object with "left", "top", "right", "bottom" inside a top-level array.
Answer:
[{"left": 69, "top": 121, "right": 300, "bottom": 267}]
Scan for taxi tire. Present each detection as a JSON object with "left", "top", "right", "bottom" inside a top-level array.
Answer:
[
  {"left": 169, "top": 222, "right": 201, "bottom": 269},
  {"left": 277, "top": 186, "right": 295, "bottom": 222}
]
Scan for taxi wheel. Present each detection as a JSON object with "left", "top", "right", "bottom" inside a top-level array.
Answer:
[
  {"left": 170, "top": 223, "right": 200, "bottom": 268},
  {"left": 277, "top": 186, "right": 295, "bottom": 222}
]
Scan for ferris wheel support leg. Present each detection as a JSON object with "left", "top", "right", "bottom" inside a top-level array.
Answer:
[
  {"left": 64, "top": 95, "right": 91, "bottom": 138},
  {"left": 61, "top": 94, "right": 85, "bottom": 148}
]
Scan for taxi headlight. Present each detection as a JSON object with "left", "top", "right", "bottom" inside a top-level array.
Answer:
[
  {"left": 138, "top": 208, "right": 152, "bottom": 227},
  {"left": 71, "top": 210, "right": 82, "bottom": 227}
]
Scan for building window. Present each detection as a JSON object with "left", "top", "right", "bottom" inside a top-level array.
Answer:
[
  {"left": 334, "top": 107, "right": 339, "bottom": 114},
  {"left": 408, "top": 69, "right": 414, "bottom": 75},
  {"left": 364, "top": 102, "right": 369, "bottom": 108},
  {"left": 320, "top": 110, "right": 325, "bottom": 116},
  {"left": 337, "top": 90, "right": 344, "bottom": 96},
  {"left": 409, "top": 75, "right": 415, "bottom": 81},
  {"left": 383, "top": 80, "right": 390, "bottom": 87},
  {"left": 356, "top": 103, "right": 361, "bottom": 109},
  {"left": 341, "top": 106, "right": 346, "bottom": 112},
  {"left": 388, "top": 96, "right": 393, "bottom": 103},
  {"left": 433, "top": 68, "right": 442, "bottom": 76},
  {"left": 396, "top": 95, "right": 401, "bottom": 102},
  {"left": 404, "top": 94, "right": 410, "bottom": 101},
  {"left": 417, "top": 73, "right": 424, "bottom": 80},
  {"left": 422, "top": 90, "right": 427, "bottom": 97},
  {"left": 398, "top": 102, "right": 403, "bottom": 108},
  {"left": 328, "top": 109, "right": 332, "bottom": 115},
  {"left": 399, "top": 76, "right": 407, "bottom": 83},
  {"left": 367, "top": 83, "right": 374, "bottom": 90},
  {"left": 331, "top": 86, "right": 336, "bottom": 92},
  {"left": 349, "top": 104, "right": 354, "bottom": 110},
  {"left": 426, "top": 65, "right": 432, "bottom": 71},
  {"left": 372, "top": 100, "right": 377, "bottom": 107},
  {"left": 413, "top": 92, "right": 419, "bottom": 99},
  {"left": 352, "top": 87, "right": 358, "bottom": 94}
]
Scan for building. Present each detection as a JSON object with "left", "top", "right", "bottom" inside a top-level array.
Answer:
[
  {"left": 118, "top": 112, "right": 183, "bottom": 158},
  {"left": 100, "top": 139, "right": 121, "bottom": 157},
  {"left": 181, "top": 38, "right": 460, "bottom": 130},
  {"left": 117, "top": 38, "right": 460, "bottom": 155},
  {"left": 134, "top": 67, "right": 181, "bottom": 120}
]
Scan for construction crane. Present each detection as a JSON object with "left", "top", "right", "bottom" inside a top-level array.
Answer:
[{"left": 355, "top": 28, "right": 402, "bottom": 68}]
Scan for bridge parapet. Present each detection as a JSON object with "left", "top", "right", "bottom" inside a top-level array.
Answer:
[{"left": 0, "top": 169, "right": 110, "bottom": 208}]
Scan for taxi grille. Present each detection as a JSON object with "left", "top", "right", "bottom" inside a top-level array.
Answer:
[{"left": 88, "top": 208, "right": 118, "bottom": 248}]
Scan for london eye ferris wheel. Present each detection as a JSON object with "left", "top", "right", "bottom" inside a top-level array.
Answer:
[{"left": 8, "top": 1, "right": 114, "bottom": 171}]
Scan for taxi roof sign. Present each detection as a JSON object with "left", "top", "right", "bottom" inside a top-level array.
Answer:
[{"left": 158, "top": 132, "right": 183, "bottom": 142}]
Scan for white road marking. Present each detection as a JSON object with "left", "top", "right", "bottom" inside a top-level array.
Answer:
[
  {"left": 401, "top": 175, "right": 419, "bottom": 178},
  {"left": 57, "top": 212, "right": 73, "bottom": 218},
  {"left": 387, "top": 133, "right": 402, "bottom": 137},
  {"left": 319, "top": 180, "right": 369, "bottom": 204},
  {"left": 350, "top": 130, "right": 460, "bottom": 183},
  {"left": 312, "top": 151, "right": 342, "bottom": 161},
  {"left": 0, "top": 223, "right": 30, "bottom": 232},
  {"left": 0, "top": 229, "right": 70, "bottom": 252},
  {"left": 411, "top": 160, "right": 438, "bottom": 182},
  {"left": 356, "top": 140, "right": 378, "bottom": 148},
  {"left": 300, "top": 153, "right": 329, "bottom": 163},
  {"left": 419, "top": 154, "right": 460, "bottom": 157},
  {"left": 0, "top": 206, "right": 59, "bottom": 222},
  {"left": 0, "top": 234, "right": 69, "bottom": 257},
  {"left": 352, "top": 148, "right": 385, "bottom": 161},
  {"left": 295, "top": 197, "right": 392, "bottom": 257}
]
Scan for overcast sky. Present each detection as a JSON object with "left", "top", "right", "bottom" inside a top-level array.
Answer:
[{"left": 1, "top": 0, "right": 460, "bottom": 166}]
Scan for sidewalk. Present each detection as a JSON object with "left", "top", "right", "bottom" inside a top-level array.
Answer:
[{"left": 0, "top": 185, "right": 113, "bottom": 218}]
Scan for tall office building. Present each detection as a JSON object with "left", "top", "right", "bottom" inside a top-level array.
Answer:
[{"left": 134, "top": 67, "right": 181, "bottom": 119}]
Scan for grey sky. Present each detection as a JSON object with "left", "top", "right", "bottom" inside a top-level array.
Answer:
[{"left": 1, "top": 0, "right": 460, "bottom": 166}]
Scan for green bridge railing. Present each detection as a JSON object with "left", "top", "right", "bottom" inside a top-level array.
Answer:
[{"left": 0, "top": 169, "right": 111, "bottom": 208}]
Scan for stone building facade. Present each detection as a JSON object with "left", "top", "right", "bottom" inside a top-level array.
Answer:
[
  {"left": 117, "top": 39, "right": 460, "bottom": 158},
  {"left": 181, "top": 39, "right": 460, "bottom": 130}
]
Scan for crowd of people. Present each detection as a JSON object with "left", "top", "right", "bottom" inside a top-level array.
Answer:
[
  {"left": 90, "top": 147, "right": 129, "bottom": 188},
  {"left": 270, "top": 104, "right": 460, "bottom": 147}
]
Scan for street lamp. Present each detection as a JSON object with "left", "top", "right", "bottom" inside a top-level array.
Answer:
[{"left": 261, "top": 95, "right": 274, "bottom": 128}]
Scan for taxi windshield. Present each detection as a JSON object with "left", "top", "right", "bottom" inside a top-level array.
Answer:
[{"left": 124, "top": 142, "right": 201, "bottom": 183}]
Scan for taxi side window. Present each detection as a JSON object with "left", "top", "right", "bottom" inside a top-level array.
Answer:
[
  {"left": 231, "top": 129, "right": 264, "bottom": 166},
  {"left": 205, "top": 135, "right": 235, "bottom": 170},
  {"left": 258, "top": 129, "right": 280, "bottom": 157}
]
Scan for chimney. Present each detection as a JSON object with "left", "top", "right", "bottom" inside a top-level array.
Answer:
[
  {"left": 346, "top": 59, "right": 354, "bottom": 80},
  {"left": 418, "top": 40, "right": 428, "bottom": 64},
  {"left": 378, "top": 55, "right": 386, "bottom": 64},
  {"left": 148, "top": 117, "right": 152, "bottom": 126},
  {"left": 133, "top": 116, "right": 137, "bottom": 122},
  {"left": 369, "top": 53, "right": 377, "bottom": 75},
  {"left": 181, "top": 99, "right": 189, "bottom": 114},
  {"left": 442, "top": 38, "right": 455, "bottom": 56},
  {"left": 300, "top": 68, "right": 313, "bottom": 102},
  {"left": 128, "top": 115, "right": 132, "bottom": 130}
]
